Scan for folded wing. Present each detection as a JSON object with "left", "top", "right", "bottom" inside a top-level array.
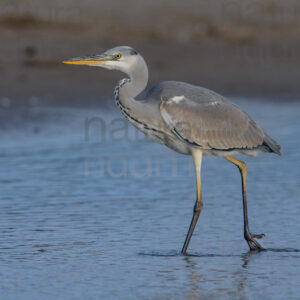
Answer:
[{"left": 160, "top": 92, "right": 265, "bottom": 150}]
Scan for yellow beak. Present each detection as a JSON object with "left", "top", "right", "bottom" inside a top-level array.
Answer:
[{"left": 62, "top": 54, "right": 113, "bottom": 66}]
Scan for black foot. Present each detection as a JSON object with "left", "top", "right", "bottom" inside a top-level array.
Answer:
[{"left": 245, "top": 232, "right": 265, "bottom": 251}]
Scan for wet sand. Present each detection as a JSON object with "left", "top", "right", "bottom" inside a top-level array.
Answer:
[{"left": 0, "top": 0, "right": 300, "bottom": 106}]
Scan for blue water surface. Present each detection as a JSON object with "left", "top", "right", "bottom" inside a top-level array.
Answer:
[{"left": 0, "top": 99, "right": 299, "bottom": 300}]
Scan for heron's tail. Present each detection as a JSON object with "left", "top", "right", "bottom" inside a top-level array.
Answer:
[{"left": 262, "top": 133, "right": 281, "bottom": 155}]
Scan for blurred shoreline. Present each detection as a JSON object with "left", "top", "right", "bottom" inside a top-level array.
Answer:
[{"left": 1, "top": 0, "right": 300, "bottom": 107}]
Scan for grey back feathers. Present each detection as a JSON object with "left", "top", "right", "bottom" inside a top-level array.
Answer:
[{"left": 148, "top": 81, "right": 280, "bottom": 154}]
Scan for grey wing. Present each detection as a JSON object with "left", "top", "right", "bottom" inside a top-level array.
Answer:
[{"left": 159, "top": 87, "right": 265, "bottom": 150}]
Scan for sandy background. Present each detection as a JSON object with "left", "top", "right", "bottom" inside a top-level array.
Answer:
[{"left": 0, "top": 0, "right": 300, "bottom": 106}]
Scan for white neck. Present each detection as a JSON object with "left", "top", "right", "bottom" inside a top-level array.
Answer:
[{"left": 117, "top": 55, "right": 148, "bottom": 107}]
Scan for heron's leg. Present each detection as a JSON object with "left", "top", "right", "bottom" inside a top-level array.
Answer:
[
  {"left": 181, "top": 149, "right": 203, "bottom": 255},
  {"left": 225, "top": 156, "right": 265, "bottom": 251}
]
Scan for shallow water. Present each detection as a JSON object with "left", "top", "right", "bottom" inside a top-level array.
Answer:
[{"left": 0, "top": 99, "right": 300, "bottom": 300}]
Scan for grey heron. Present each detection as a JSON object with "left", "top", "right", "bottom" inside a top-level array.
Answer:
[{"left": 63, "top": 46, "right": 281, "bottom": 253}]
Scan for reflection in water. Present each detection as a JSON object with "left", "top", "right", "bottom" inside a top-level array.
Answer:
[
  {"left": 182, "top": 255, "right": 241, "bottom": 299},
  {"left": 184, "top": 256, "right": 205, "bottom": 299},
  {"left": 183, "top": 247, "right": 300, "bottom": 299},
  {"left": 235, "top": 253, "right": 252, "bottom": 299},
  {"left": 182, "top": 252, "right": 259, "bottom": 300}
]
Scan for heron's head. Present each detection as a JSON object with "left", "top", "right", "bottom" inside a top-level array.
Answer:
[{"left": 63, "top": 46, "right": 144, "bottom": 75}]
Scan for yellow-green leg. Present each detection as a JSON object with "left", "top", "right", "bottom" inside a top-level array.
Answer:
[
  {"left": 182, "top": 149, "right": 203, "bottom": 254},
  {"left": 225, "top": 156, "right": 265, "bottom": 251}
]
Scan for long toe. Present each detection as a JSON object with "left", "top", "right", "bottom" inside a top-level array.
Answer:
[
  {"left": 246, "top": 237, "right": 265, "bottom": 251},
  {"left": 251, "top": 233, "right": 265, "bottom": 239},
  {"left": 245, "top": 232, "right": 265, "bottom": 251}
]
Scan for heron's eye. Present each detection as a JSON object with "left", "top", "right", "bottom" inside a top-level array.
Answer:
[{"left": 115, "top": 53, "right": 122, "bottom": 59}]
